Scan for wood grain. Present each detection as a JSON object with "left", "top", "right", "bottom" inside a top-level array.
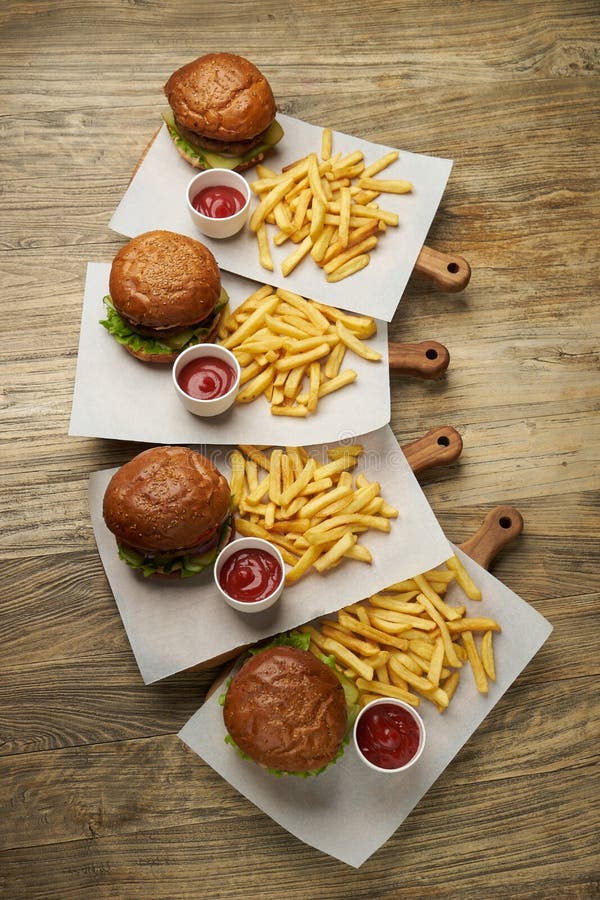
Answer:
[{"left": 1, "top": 0, "right": 598, "bottom": 896}]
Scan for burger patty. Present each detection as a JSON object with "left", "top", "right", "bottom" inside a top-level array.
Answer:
[
  {"left": 174, "top": 115, "right": 269, "bottom": 157},
  {"left": 118, "top": 307, "right": 218, "bottom": 339}
]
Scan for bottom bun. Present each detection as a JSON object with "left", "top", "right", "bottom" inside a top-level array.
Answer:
[{"left": 124, "top": 344, "right": 178, "bottom": 364}]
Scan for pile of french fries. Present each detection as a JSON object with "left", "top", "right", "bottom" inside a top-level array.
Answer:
[
  {"left": 229, "top": 444, "right": 398, "bottom": 585},
  {"left": 248, "top": 127, "right": 412, "bottom": 282},
  {"left": 217, "top": 284, "right": 381, "bottom": 417},
  {"left": 300, "top": 556, "right": 500, "bottom": 711}
]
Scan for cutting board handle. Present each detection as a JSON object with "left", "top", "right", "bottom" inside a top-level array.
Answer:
[
  {"left": 388, "top": 341, "right": 450, "bottom": 379},
  {"left": 414, "top": 245, "right": 471, "bottom": 292},
  {"left": 459, "top": 505, "right": 524, "bottom": 570},
  {"left": 401, "top": 425, "right": 463, "bottom": 475}
]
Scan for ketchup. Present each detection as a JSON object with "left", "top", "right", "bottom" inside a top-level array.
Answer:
[
  {"left": 192, "top": 185, "right": 247, "bottom": 219},
  {"left": 356, "top": 702, "right": 421, "bottom": 770},
  {"left": 219, "top": 548, "right": 283, "bottom": 603},
  {"left": 177, "top": 356, "right": 236, "bottom": 401}
]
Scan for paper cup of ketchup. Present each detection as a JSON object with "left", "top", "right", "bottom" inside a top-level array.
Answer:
[
  {"left": 353, "top": 698, "right": 426, "bottom": 774},
  {"left": 172, "top": 344, "right": 241, "bottom": 417},
  {"left": 186, "top": 168, "right": 251, "bottom": 239},
  {"left": 214, "top": 537, "right": 285, "bottom": 614}
]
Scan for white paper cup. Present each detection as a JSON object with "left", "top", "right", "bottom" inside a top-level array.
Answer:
[
  {"left": 172, "top": 344, "right": 240, "bottom": 417},
  {"left": 353, "top": 698, "right": 426, "bottom": 774},
  {"left": 214, "top": 537, "right": 285, "bottom": 613},
  {"left": 186, "top": 169, "right": 251, "bottom": 239}
]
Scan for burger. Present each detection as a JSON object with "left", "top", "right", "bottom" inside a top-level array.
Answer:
[
  {"left": 222, "top": 633, "right": 359, "bottom": 776},
  {"left": 102, "top": 445, "right": 233, "bottom": 578},
  {"left": 163, "top": 52, "right": 283, "bottom": 172},
  {"left": 100, "top": 230, "right": 229, "bottom": 364}
]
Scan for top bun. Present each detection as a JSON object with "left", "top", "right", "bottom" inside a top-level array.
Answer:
[
  {"left": 109, "top": 230, "right": 221, "bottom": 329},
  {"left": 223, "top": 646, "right": 348, "bottom": 773},
  {"left": 164, "top": 52, "right": 276, "bottom": 142},
  {"left": 103, "top": 446, "right": 231, "bottom": 553}
]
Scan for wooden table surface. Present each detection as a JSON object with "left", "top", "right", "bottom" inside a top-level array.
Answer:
[{"left": 2, "top": 1, "right": 598, "bottom": 896}]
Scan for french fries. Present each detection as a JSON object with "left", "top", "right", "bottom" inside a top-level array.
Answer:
[
  {"left": 231, "top": 444, "right": 398, "bottom": 585},
  {"left": 219, "top": 286, "right": 381, "bottom": 416},
  {"left": 248, "top": 129, "right": 412, "bottom": 281},
  {"left": 300, "top": 557, "right": 501, "bottom": 713}
]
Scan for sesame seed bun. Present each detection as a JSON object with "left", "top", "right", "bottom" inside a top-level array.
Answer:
[
  {"left": 109, "top": 230, "right": 222, "bottom": 331},
  {"left": 165, "top": 52, "right": 276, "bottom": 143}
]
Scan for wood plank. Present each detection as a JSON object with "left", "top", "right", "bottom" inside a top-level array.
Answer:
[
  {"left": 0, "top": 744, "right": 597, "bottom": 894},
  {"left": 1, "top": 0, "right": 598, "bottom": 893},
  {"left": 1, "top": 675, "right": 597, "bottom": 848},
  {"left": 0, "top": 567, "right": 595, "bottom": 755}
]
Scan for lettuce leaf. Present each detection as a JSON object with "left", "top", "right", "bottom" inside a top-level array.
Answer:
[
  {"left": 99, "top": 289, "right": 229, "bottom": 357},
  {"left": 162, "top": 109, "right": 284, "bottom": 170},
  {"left": 247, "top": 629, "right": 311, "bottom": 655}
]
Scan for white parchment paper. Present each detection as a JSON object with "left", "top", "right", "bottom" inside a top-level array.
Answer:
[
  {"left": 69, "top": 263, "right": 390, "bottom": 445},
  {"left": 88, "top": 426, "right": 452, "bottom": 684},
  {"left": 178, "top": 548, "right": 553, "bottom": 867},
  {"left": 108, "top": 115, "right": 453, "bottom": 321}
]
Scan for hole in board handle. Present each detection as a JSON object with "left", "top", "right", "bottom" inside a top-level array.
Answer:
[
  {"left": 437, "top": 435, "right": 450, "bottom": 447},
  {"left": 425, "top": 348, "right": 439, "bottom": 360},
  {"left": 447, "top": 262, "right": 460, "bottom": 274},
  {"left": 499, "top": 516, "right": 512, "bottom": 529}
]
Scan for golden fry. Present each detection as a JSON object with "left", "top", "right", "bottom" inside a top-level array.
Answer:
[
  {"left": 271, "top": 404, "right": 308, "bottom": 417},
  {"left": 225, "top": 284, "right": 380, "bottom": 418},
  {"left": 235, "top": 365, "right": 276, "bottom": 403},
  {"left": 281, "top": 235, "right": 312, "bottom": 276},
  {"left": 326, "top": 254, "right": 370, "bottom": 282},
  {"left": 446, "top": 617, "right": 501, "bottom": 634},
  {"left": 249, "top": 176, "right": 295, "bottom": 231},
  {"left": 362, "top": 150, "right": 399, "bottom": 178},
  {"left": 274, "top": 342, "right": 331, "bottom": 372},
  {"left": 358, "top": 176, "right": 413, "bottom": 194},
  {"left": 414, "top": 574, "right": 462, "bottom": 621},
  {"left": 322, "top": 638, "right": 374, "bottom": 680},
  {"left": 338, "top": 186, "right": 352, "bottom": 248},
  {"left": 323, "top": 235, "right": 378, "bottom": 275},
  {"left": 229, "top": 450, "right": 246, "bottom": 505},
  {"left": 355, "top": 677, "right": 419, "bottom": 707},
  {"left": 285, "top": 545, "right": 322, "bottom": 584},
  {"left": 446, "top": 555, "right": 483, "bottom": 600},
  {"left": 338, "top": 612, "right": 409, "bottom": 651},
  {"left": 320, "top": 623, "right": 379, "bottom": 657},
  {"left": 462, "top": 630, "right": 488, "bottom": 694},
  {"left": 248, "top": 134, "right": 411, "bottom": 280},
  {"left": 310, "top": 223, "right": 336, "bottom": 263},
  {"left": 481, "top": 630, "right": 497, "bottom": 681},
  {"left": 221, "top": 295, "right": 279, "bottom": 349},
  {"left": 312, "top": 531, "right": 357, "bottom": 572},
  {"left": 232, "top": 444, "right": 396, "bottom": 585},
  {"left": 427, "top": 637, "right": 445, "bottom": 688}
]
